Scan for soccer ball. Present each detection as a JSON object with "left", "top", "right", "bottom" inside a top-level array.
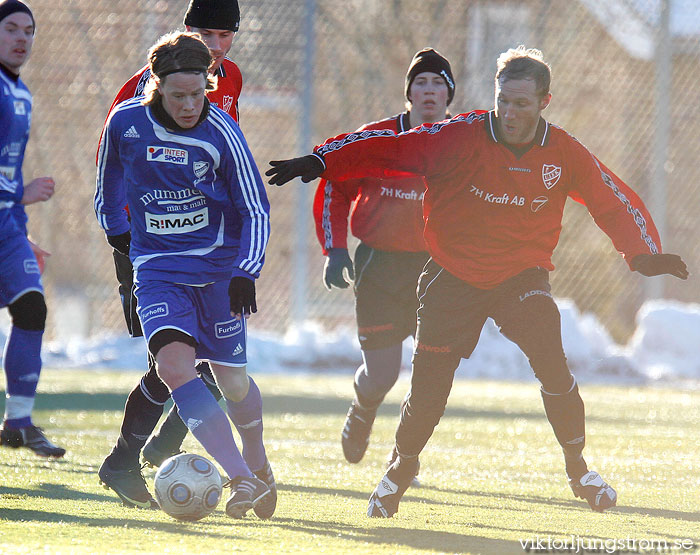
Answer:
[{"left": 154, "top": 453, "right": 223, "bottom": 521}]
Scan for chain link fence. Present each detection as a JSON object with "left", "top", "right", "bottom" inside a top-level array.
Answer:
[{"left": 19, "top": 0, "right": 700, "bottom": 344}]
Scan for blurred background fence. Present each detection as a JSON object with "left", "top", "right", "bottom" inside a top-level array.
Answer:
[{"left": 19, "top": 0, "right": 700, "bottom": 344}]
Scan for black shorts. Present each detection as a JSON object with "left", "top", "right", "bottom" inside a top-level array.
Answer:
[
  {"left": 112, "top": 249, "right": 142, "bottom": 337},
  {"left": 414, "top": 261, "right": 569, "bottom": 387},
  {"left": 353, "top": 243, "right": 429, "bottom": 351}
]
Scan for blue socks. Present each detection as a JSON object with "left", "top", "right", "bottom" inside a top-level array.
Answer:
[
  {"left": 171, "top": 378, "right": 252, "bottom": 480},
  {"left": 3, "top": 326, "right": 43, "bottom": 429},
  {"left": 226, "top": 376, "right": 266, "bottom": 472}
]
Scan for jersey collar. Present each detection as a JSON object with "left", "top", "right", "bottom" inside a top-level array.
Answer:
[
  {"left": 0, "top": 62, "right": 19, "bottom": 83},
  {"left": 485, "top": 110, "right": 551, "bottom": 150},
  {"left": 150, "top": 97, "right": 211, "bottom": 131},
  {"left": 399, "top": 111, "right": 410, "bottom": 132}
]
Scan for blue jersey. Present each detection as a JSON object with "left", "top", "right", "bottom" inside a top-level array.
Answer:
[
  {"left": 0, "top": 66, "right": 32, "bottom": 237},
  {"left": 94, "top": 98, "right": 270, "bottom": 285}
]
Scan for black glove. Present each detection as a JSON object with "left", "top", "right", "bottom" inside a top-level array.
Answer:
[
  {"left": 112, "top": 250, "right": 142, "bottom": 337},
  {"left": 323, "top": 248, "right": 354, "bottom": 290},
  {"left": 228, "top": 276, "right": 257, "bottom": 316},
  {"left": 631, "top": 253, "right": 689, "bottom": 280},
  {"left": 266, "top": 155, "right": 324, "bottom": 186},
  {"left": 107, "top": 231, "right": 131, "bottom": 257}
]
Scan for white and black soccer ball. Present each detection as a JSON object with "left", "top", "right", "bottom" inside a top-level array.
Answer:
[{"left": 154, "top": 453, "right": 222, "bottom": 521}]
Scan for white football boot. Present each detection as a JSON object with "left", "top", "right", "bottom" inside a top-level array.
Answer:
[{"left": 569, "top": 470, "right": 617, "bottom": 512}]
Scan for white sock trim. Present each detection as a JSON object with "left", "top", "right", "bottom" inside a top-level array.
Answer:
[
  {"left": 4, "top": 394, "right": 35, "bottom": 421},
  {"left": 541, "top": 375, "right": 577, "bottom": 396}
]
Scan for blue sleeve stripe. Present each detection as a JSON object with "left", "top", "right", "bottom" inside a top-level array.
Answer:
[
  {"left": 94, "top": 117, "right": 111, "bottom": 230},
  {"left": 208, "top": 109, "right": 270, "bottom": 276},
  {"left": 95, "top": 99, "right": 142, "bottom": 231},
  {"left": 208, "top": 110, "right": 268, "bottom": 269},
  {"left": 0, "top": 174, "right": 16, "bottom": 194}
]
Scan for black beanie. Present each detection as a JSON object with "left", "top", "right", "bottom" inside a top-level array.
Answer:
[
  {"left": 0, "top": 0, "right": 34, "bottom": 33},
  {"left": 184, "top": 0, "right": 240, "bottom": 32},
  {"left": 405, "top": 48, "right": 455, "bottom": 105}
]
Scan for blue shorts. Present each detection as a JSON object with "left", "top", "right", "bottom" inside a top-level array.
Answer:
[
  {"left": 134, "top": 279, "right": 247, "bottom": 366},
  {"left": 0, "top": 231, "right": 43, "bottom": 308}
]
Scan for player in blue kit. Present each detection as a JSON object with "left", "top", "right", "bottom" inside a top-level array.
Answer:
[
  {"left": 95, "top": 31, "right": 273, "bottom": 519},
  {"left": 0, "top": 0, "right": 64, "bottom": 458}
]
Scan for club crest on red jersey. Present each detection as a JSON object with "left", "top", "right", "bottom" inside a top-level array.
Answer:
[
  {"left": 222, "top": 95, "right": 234, "bottom": 113},
  {"left": 542, "top": 164, "right": 561, "bottom": 189}
]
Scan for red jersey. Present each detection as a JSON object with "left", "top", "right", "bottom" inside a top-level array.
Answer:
[
  {"left": 312, "top": 112, "right": 427, "bottom": 255},
  {"left": 105, "top": 58, "right": 242, "bottom": 121},
  {"left": 314, "top": 110, "right": 661, "bottom": 289}
]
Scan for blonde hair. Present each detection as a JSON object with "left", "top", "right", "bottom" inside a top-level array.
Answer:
[
  {"left": 495, "top": 45, "right": 551, "bottom": 98},
  {"left": 142, "top": 31, "right": 217, "bottom": 105}
]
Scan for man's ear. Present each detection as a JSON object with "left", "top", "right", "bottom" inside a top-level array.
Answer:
[{"left": 540, "top": 92, "right": 552, "bottom": 111}]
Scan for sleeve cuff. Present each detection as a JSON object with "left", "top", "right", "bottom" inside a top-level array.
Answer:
[{"left": 231, "top": 268, "right": 255, "bottom": 280}]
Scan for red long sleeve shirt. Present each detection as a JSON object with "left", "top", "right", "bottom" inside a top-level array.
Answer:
[
  {"left": 312, "top": 112, "right": 427, "bottom": 254},
  {"left": 313, "top": 110, "right": 661, "bottom": 289}
]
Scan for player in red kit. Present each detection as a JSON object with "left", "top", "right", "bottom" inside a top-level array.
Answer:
[
  {"left": 267, "top": 45, "right": 688, "bottom": 517},
  {"left": 313, "top": 49, "right": 460, "bottom": 477}
]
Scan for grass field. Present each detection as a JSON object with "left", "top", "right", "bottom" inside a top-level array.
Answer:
[{"left": 0, "top": 369, "right": 699, "bottom": 555}]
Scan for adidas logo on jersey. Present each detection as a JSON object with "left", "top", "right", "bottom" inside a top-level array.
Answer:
[
  {"left": 186, "top": 418, "right": 203, "bottom": 431},
  {"left": 233, "top": 343, "right": 244, "bottom": 356},
  {"left": 123, "top": 126, "right": 140, "bottom": 138}
]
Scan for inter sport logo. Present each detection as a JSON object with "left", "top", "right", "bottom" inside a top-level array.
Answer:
[{"left": 146, "top": 146, "right": 188, "bottom": 165}]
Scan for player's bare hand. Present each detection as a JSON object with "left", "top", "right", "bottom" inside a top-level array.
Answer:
[
  {"left": 266, "top": 155, "right": 324, "bottom": 186},
  {"left": 28, "top": 239, "right": 51, "bottom": 274},
  {"left": 22, "top": 177, "right": 55, "bottom": 205},
  {"left": 632, "top": 253, "right": 689, "bottom": 280}
]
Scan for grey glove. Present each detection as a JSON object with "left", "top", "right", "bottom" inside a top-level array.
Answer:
[{"left": 323, "top": 248, "right": 354, "bottom": 290}]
